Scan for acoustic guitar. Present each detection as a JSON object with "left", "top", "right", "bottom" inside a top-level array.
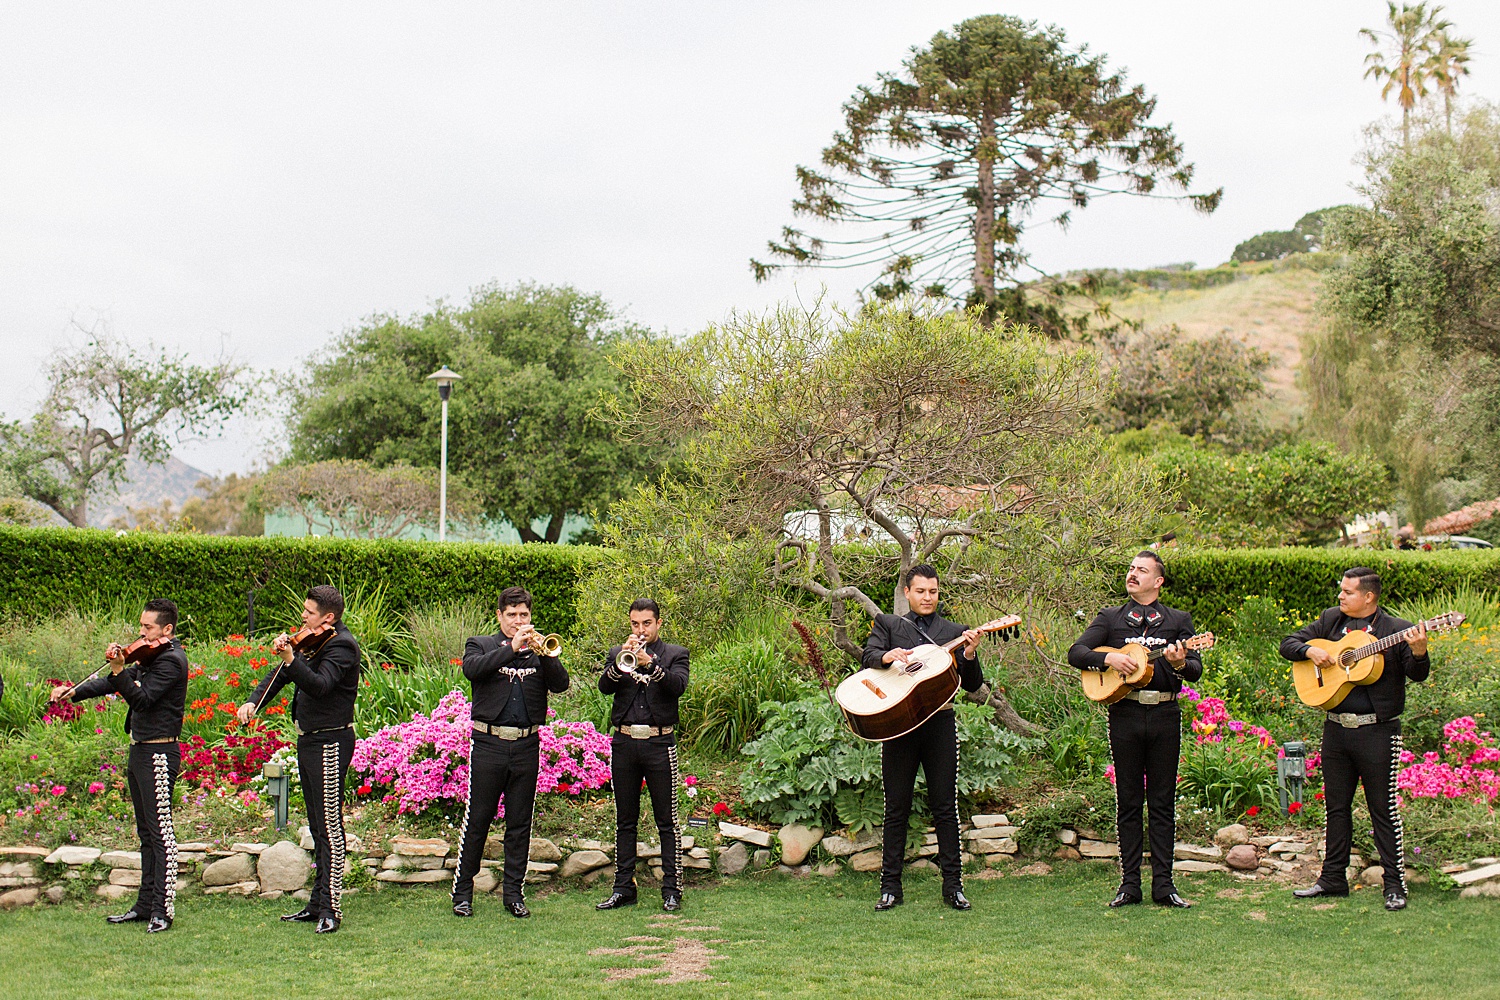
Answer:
[
  {"left": 1292, "top": 611, "right": 1464, "bottom": 709},
  {"left": 1080, "top": 632, "right": 1216, "bottom": 704},
  {"left": 836, "top": 616, "right": 1022, "bottom": 741}
]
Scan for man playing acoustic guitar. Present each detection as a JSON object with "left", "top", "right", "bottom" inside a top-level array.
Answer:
[
  {"left": 862, "top": 564, "right": 986, "bottom": 912},
  {"left": 1068, "top": 551, "right": 1200, "bottom": 909},
  {"left": 1279, "top": 567, "right": 1428, "bottom": 911}
]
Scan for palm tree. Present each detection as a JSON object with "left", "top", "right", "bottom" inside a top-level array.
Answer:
[
  {"left": 1426, "top": 29, "right": 1473, "bottom": 134},
  {"left": 1359, "top": 2, "right": 1452, "bottom": 148}
]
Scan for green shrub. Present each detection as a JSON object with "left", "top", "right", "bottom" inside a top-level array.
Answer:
[
  {"left": 1014, "top": 792, "right": 1113, "bottom": 853},
  {"left": 1175, "top": 738, "right": 1279, "bottom": 816},
  {"left": 0, "top": 526, "right": 607, "bottom": 640},
  {"left": 681, "top": 637, "right": 814, "bottom": 754},
  {"left": 740, "top": 696, "right": 1032, "bottom": 837}
]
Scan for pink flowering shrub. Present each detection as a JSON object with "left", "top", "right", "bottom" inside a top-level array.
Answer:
[
  {"left": 351, "top": 690, "right": 612, "bottom": 816},
  {"left": 1396, "top": 716, "right": 1500, "bottom": 806}
]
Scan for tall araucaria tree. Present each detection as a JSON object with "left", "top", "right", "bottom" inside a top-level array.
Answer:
[
  {"left": 751, "top": 15, "right": 1221, "bottom": 333},
  {"left": 609, "top": 301, "right": 1176, "bottom": 735}
]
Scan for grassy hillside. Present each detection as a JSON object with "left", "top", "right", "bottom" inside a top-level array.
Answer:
[{"left": 1090, "top": 258, "right": 1328, "bottom": 425}]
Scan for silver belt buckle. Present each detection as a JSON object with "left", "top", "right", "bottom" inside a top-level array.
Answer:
[
  {"left": 626, "top": 725, "right": 652, "bottom": 739},
  {"left": 1137, "top": 690, "right": 1163, "bottom": 705},
  {"left": 294, "top": 721, "right": 305, "bottom": 737},
  {"left": 496, "top": 725, "right": 524, "bottom": 740},
  {"left": 1332, "top": 713, "right": 1358, "bottom": 728}
]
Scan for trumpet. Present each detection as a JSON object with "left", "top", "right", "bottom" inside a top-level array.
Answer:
[
  {"left": 616, "top": 635, "right": 648, "bottom": 674},
  {"left": 519, "top": 628, "right": 562, "bottom": 657}
]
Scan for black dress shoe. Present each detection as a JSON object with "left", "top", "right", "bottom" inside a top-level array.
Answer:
[
  {"left": 1108, "top": 892, "right": 1142, "bottom": 908},
  {"left": 106, "top": 909, "right": 145, "bottom": 924},
  {"left": 596, "top": 892, "right": 638, "bottom": 910},
  {"left": 1292, "top": 883, "right": 1349, "bottom": 899},
  {"left": 281, "top": 908, "right": 318, "bottom": 922},
  {"left": 943, "top": 890, "right": 972, "bottom": 911},
  {"left": 1384, "top": 892, "right": 1408, "bottom": 911},
  {"left": 314, "top": 916, "right": 340, "bottom": 934},
  {"left": 874, "top": 893, "right": 903, "bottom": 912},
  {"left": 1155, "top": 893, "right": 1192, "bottom": 909},
  {"left": 145, "top": 917, "right": 171, "bottom": 934},
  {"left": 662, "top": 892, "right": 682, "bottom": 913},
  {"left": 452, "top": 900, "right": 473, "bottom": 917},
  {"left": 505, "top": 900, "right": 530, "bottom": 919}
]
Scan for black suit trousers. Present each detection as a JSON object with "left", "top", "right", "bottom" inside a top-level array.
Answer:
[
  {"left": 1108, "top": 700, "right": 1180, "bottom": 900},
  {"left": 298, "top": 728, "right": 353, "bottom": 920},
  {"left": 1318, "top": 718, "right": 1407, "bottom": 895},
  {"left": 610, "top": 735, "right": 682, "bottom": 895},
  {"left": 880, "top": 709, "right": 962, "bottom": 896},
  {"left": 126, "top": 742, "right": 180, "bottom": 921},
  {"left": 453, "top": 731, "right": 540, "bottom": 904}
]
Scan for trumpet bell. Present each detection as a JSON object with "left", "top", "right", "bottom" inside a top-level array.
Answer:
[
  {"left": 534, "top": 633, "right": 562, "bottom": 657},
  {"left": 617, "top": 649, "right": 637, "bottom": 674}
]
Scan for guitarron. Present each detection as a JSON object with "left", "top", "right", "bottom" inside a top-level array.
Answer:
[
  {"left": 1292, "top": 611, "right": 1464, "bottom": 709},
  {"left": 836, "top": 616, "right": 1022, "bottom": 741},
  {"left": 1081, "top": 632, "right": 1216, "bottom": 704}
]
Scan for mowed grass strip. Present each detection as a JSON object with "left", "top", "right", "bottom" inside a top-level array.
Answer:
[{"left": 1, "top": 864, "right": 1492, "bottom": 999}]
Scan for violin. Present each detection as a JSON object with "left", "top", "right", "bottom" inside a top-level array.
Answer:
[
  {"left": 284, "top": 623, "right": 334, "bottom": 653},
  {"left": 106, "top": 636, "right": 174, "bottom": 666}
]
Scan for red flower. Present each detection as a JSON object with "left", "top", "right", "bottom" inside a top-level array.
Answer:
[
  {"left": 450, "top": 658, "right": 463, "bottom": 666},
  {"left": 1245, "top": 805, "right": 1260, "bottom": 818},
  {"left": 1288, "top": 801, "right": 1304, "bottom": 815},
  {"left": 1313, "top": 792, "right": 1324, "bottom": 801},
  {"left": 357, "top": 784, "right": 372, "bottom": 796},
  {"left": 711, "top": 801, "right": 732, "bottom": 817}
]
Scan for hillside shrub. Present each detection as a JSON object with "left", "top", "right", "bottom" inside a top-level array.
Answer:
[{"left": 0, "top": 527, "right": 606, "bottom": 639}]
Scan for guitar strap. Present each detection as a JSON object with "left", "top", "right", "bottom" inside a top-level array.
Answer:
[{"left": 907, "top": 614, "right": 939, "bottom": 647}]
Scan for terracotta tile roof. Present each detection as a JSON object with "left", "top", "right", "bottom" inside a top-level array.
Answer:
[{"left": 1423, "top": 497, "right": 1500, "bottom": 536}]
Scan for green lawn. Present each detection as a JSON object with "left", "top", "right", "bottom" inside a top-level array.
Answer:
[{"left": 2, "top": 864, "right": 1493, "bottom": 999}]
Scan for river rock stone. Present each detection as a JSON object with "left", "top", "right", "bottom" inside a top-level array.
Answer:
[
  {"left": 1452, "top": 862, "right": 1500, "bottom": 887},
  {"left": 971, "top": 814, "right": 1010, "bottom": 828},
  {"left": 560, "top": 850, "right": 611, "bottom": 877},
  {"left": 1214, "top": 824, "right": 1250, "bottom": 847},
  {"left": 1055, "top": 828, "right": 1079, "bottom": 846},
  {"left": 821, "top": 831, "right": 881, "bottom": 857},
  {"left": 375, "top": 868, "right": 452, "bottom": 884},
  {"left": 257, "top": 841, "right": 311, "bottom": 891},
  {"left": 849, "top": 849, "right": 883, "bottom": 872},
  {"left": 44, "top": 846, "right": 101, "bottom": 866},
  {"left": 636, "top": 842, "right": 661, "bottom": 859},
  {"left": 0, "top": 887, "right": 39, "bottom": 908},
  {"left": 1174, "top": 843, "right": 1224, "bottom": 863},
  {"left": 382, "top": 854, "right": 445, "bottom": 871},
  {"left": 231, "top": 843, "right": 268, "bottom": 855},
  {"left": 1269, "top": 841, "right": 1311, "bottom": 856},
  {"left": 473, "top": 869, "right": 498, "bottom": 894},
  {"left": 1226, "top": 845, "right": 1260, "bottom": 871},
  {"left": 204, "top": 880, "right": 260, "bottom": 895},
  {"left": 43, "top": 886, "right": 66, "bottom": 904},
  {"left": 778, "top": 824, "right": 823, "bottom": 866},
  {"left": 1360, "top": 866, "right": 1385, "bottom": 887},
  {"left": 100, "top": 851, "right": 141, "bottom": 870},
  {"left": 109, "top": 869, "right": 141, "bottom": 886},
  {"left": 719, "top": 842, "right": 749, "bottom": 875},
  {"left": 683, "top": 856, "right": 711, "bottom": 869},
  {"left": 0, "top": 846, "right": 49, "bottom": 858},
  {"left": 390, "top": 836, "right": 450, "bottom": 857},
  {"left": 1459, "top": 882, "right": 1500, "bottom": 898},
  {"left": 1172, "top": 860, "right": 1229, "bottom": 873},
  {"left": 529, "top": 838, "right": 563, "bottom": 863},
  {"left": 202, "top": 852, "right": 257, "bottom": 886},
  {"left": 753, "top": 849, "right": 771, "bottom": 868},
  {"left": 1079, "top": 840, "right": 1120, "bottom": 859},
  {"left": 718, "top": 822, "right": 774, "bottom": 848},
  {"left": 96, "top": 883, "right": 132, "bottom": 901}
]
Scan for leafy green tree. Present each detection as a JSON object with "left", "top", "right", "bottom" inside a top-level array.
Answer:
[
  {"left": 287, "top": 283, "right": 654, "bottom": 542},
  {"left": 609, "top": 300, "right": 1178, "bottom": 734},
  {"left": 0, "top": 336, "right": 250, "bottom": 527},
  {"left": 751, "top": 14, "right": 1220, "bottom": 332},
  {"left": 1231, "top": 230, "right": 1308, "bottom": 263},
  {"left": 1102, "top": 326, "right": 1270, "bottom": 439}
]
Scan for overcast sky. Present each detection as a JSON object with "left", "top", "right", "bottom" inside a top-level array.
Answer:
[{"left": 3, "top": 1, "right": 1498, "bottom": 475}]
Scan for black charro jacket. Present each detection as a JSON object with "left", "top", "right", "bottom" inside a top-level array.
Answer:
[
  {"left": 1278, "top": 607, "right": 1430, "bottom": 720},
  {"left": 463, "top": 631, "right": 570, "bottom": 727},
  {"left": 598, "top": 638, "right": 690, "bottom": 728},
  {"left": 246, "top": 624, "right": 362, "bottom": 733},
  {"left": 861, "top": 611, "right": 985, "bottom": 696},
  {"left": 1067, "top": 600, "right": 1203, "bottom": 694},
  {"left": 71, "top": 639, "right": 189, "bottom": 741}
]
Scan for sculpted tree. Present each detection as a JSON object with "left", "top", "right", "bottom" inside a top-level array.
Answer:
[
  {"left": 288, "top": 283, "right": 654, "bottom": 542},
  {"left": 257, "top": 459, "right": 476, "bottom": 539},
  {"left": 1, "top": 336, "right": 249, "bottom": 527},
  {"left": 612, "top": 301, "right": 1174, "bottom": 734},
  {"left": 752, "top": 14, "right": 1220, "bottom": 332}
]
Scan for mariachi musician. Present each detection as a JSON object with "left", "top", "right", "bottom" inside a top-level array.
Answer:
[
  {"left": 238, "top": 585, "right": 361, "bottom": 934},
  {"left": 595, "top": 598, "right": 690, "bottom": 914},
  {"left": 53, "top": 598, "right": 189, "bottom": 933},
  {"left": 1068, "top": 551, "right": 1200, "bottom": 909}
]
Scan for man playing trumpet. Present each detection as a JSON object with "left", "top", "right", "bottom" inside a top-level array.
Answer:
[
  {"left": 596, "top": 599, "right": 690, "bottom": 913},
  {"left": 452, "top": 586, "right": 569, "bottom": 919}
]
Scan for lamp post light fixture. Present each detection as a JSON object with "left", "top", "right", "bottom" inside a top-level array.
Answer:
[
  {"left": 262, "top": 761, "right": 290, "bottom": 830},
  {"left": 1277, "top": 739, "right": 1307, "bottom": 816},
  {"left": 425, "top": 366, "right": 462, "bottom": 542}
]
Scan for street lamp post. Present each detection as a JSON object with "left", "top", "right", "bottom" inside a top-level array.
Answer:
[{"left": 425, "top": 366, "right": 462, "bottom": 542}]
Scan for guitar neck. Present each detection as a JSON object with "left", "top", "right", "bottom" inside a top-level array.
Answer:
[{"left": 1363, "top": 619, "right": 1434, "bottom": 656}]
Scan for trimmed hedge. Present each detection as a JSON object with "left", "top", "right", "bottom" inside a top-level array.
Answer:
[
  {"left": 1163, "top": 548, "right": 1500, "bottom": 627},
  {"left": 0, "top": 528, "right": 610, "bottom": 640}
]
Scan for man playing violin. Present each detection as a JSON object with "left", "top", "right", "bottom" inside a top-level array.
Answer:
[
  {"left": 238, "top": 585, "right": 361, "bottom": 934},
  {"left": 53, "top": 598, "right": 188, "bottom": 933},
  {"left": 596, "top": 598, "right": 690, "bottom": 913},
  {"left": 1280, "top": 567, "right": 1429, "bottom": 911},
  {"left": 1068, "top": 551, "right": 1201, "bottom": 909},
  {"left": 451, "top": 586, "right": 569, "bottom": 919},
  {"left": 863, "top": 564, "right": 987, "bottom": 912}
]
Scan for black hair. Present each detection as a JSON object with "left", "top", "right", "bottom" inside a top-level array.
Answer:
[
  {"left": 497, "top": 586, "right": 533, "bottom": 612},
  {"left": 1135, "top": 550, "right": 1168, "bottom": 584},
  {"left": 903, "top": 563, "right": 939, "bottom": 587},
  {"left": 629, "top": 598, "right": 661, "bottom": 619},
  {"left": 1343, "top": 567, "right": 1381, "bottom": 597},
  {"left": 306, "top": 584, "right": 345, "bottom": 620},
  {"left": 143, "top": 598, "right": 178, "bottom": 628}
]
